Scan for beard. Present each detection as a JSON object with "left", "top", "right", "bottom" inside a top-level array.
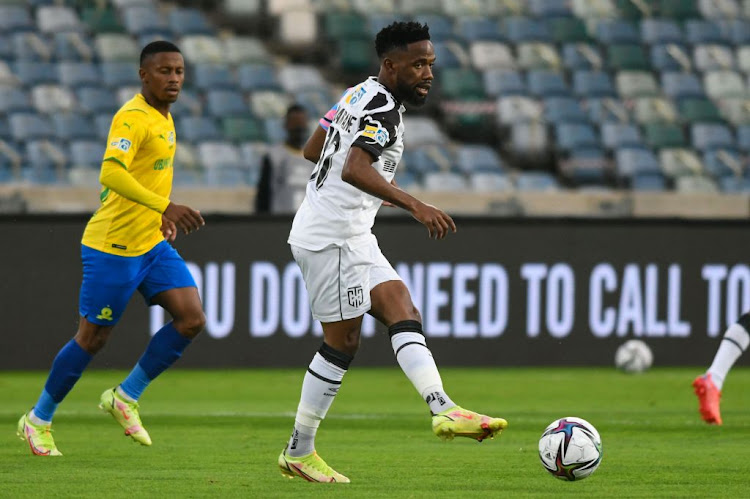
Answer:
[{"left": 395, "top": 79, "right": 428, "bottom": 107}]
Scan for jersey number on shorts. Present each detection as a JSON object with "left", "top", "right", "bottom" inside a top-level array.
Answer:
[{"left": 310, "top": 129, "right": 341, "bottom": 190}]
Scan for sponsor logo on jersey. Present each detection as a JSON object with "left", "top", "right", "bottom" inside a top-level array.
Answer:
[
  {"left": 109, "top": 138, "right": 132, "bottom": 152},
  {"left": 153, "top": 158, "right": 172, "bottom": 170},
  {"left": 346, "top": 85, "right": 366, "bottom": 105},
  {"left": 361, "top": 118, "right": 389, "bottom": 147},
  {"left": 347, "top": 286, "right": 364, "bottom": 308},
  {"left": 168, "top": 131, "right": 175, "bottom": 143}
]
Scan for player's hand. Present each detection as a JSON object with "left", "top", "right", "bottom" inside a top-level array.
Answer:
[
  {"left": 163, "top": 202, "right": 205, "bottom": 235},
  {"left": 160, "top": 215, "right": 177, "bottom": 242},
  {"left": 411, "top": 202, "right": 456, "bottom": 240}
]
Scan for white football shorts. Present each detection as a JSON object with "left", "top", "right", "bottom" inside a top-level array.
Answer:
[{"left": 290, "top": 239, "right": 401, "bottom": 322}]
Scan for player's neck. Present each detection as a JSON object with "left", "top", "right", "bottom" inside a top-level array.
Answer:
[{"left": 141, "top": 91, "right": 171, "bottom": 118}]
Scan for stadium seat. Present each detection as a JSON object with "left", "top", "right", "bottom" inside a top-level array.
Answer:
[
  {"left": 262, "top": 117, "right": 284, "bottom": 144},
  {"left": 678, "top": 98, "right": 723, "bottom": 123},
  {"left": 529, "top": 0, "right": 573, "bottom": 17},
  {"left": 95, "top": 34, "right": 139, "bottom": 62},
  {"left": 659, "top": 0, "right": 701, "bottom": 20},
  {"left": 502, "top": 16, "right": 550, "bottom": 43},
  {"left": 80, "top": 6, "right": 125, "bottom": 33},
  {"left": 470, "top": 42, "right": 516, "bottom": 71},
  {"left": 237, "top": 64, "right": 281, "bottom": 92},
  {"left": 616, "top": 71, "right": 660, "bottom": 98},
  {"left": 221, "top": 117, "right": 265, "bottom": 142},
  {"left": 651, "top": 44, "right": 691, "bottom": 72},
  {"left": 223, "top": 36, "right": 270, "bottom": 65},
  {"left": 26, "top": 140, "right": 67, "bottom": 173},
  {"left": 548, "top": 17, "right": 591, "bottom": 44},
  {"left": 644, "top": 123, "right": 687, "bottom": 149},
  {"left": 365, "top": 13, "right": 409, "bottom": 38},
  {"left": 417, "top": 14, "right": 453, "bottom": 41},
  {"left": 631, "top": 172, "right": 668, "bottom": 191},
  {"left": 456, "top": 16, "right": 503, "bottom": 43},
  {"left": 296, "top": 89, "right": 337, "bottom": 118},
  {"left": 718, "top": 98, "right": 750, "bottom": 125},
  {"left": 633, "top": 97, "right": 679, "bottom": 123},
  {"left": 36, "top": 5, "right": 80, "bottom": 33},
  {"left": 0, "top": 87, "right": 33, "bottom": 114},
  {"left": 9, "top": 113, "right": 55, "bottom": 141},
  {"left": 615, "top": 0, "right": 653, "bottom": 19},
  {"left": 51, "top": 113, "right": 97, "bottom": 141},
  {"left": 180, "top": 35, "right": 225, "bottom": 64},
  {"left": 31, "top": 85, "right": 76, "bottom": 114},
  {"left": 675, "top": 175, "right": 719, "bottom": 193},
  {"left": 737, "top": 124, "right": 750, "bottom": 151},
  {"left": 562, "top": 44, "right": 603, "bottom": 71},
  {"left": 168, "top": 7, "right": 214, "bottom": 36},
  {"left": 640, "top": 19, "right": 683, "bottom": 45},
  {"left": 402, "top": 117, "right": 448, "bottom": 146},
  {"left": 699, "top": 0, "right": 741, "bottom": 18},
  {"left": 434, "top": 41, "right": 469, "bottom": 70},
  {"left": 205, "top": 90, "right": 247, "bottom": 118},
  {"left": 483, "top": 69, "right": 526, "bottom": 97},
  {"left": 573, "top": 71, "right": 616, "bottom": 98},
  {"left": 517, "top": 43, "right": 562, "bottom": 71},
  {"left": 440, "top": 68, "right": 485, "bottom": 98},
  {"left": 442, "top": 0, "right": 506, "bottom": 17},
  {"left": 323, "top": 11, "right": 366, "bottom": 41},
  {"left": 455, "top": 145, "right": 503, "bottom": 174},
  {"left": 662, "top": 72, "right": 706, "bottom": 99},
  {"left": 193, "top": 63, "right": 236, "bottom": 91},
  {"left": 559, "top": 147, "right": 610, "bottom": 187},
  {"left": 584, "top": 98, "right": 630, "bottom": 123},
  {"left": 14, "top": 61, "right": 58, "bottom": 86},
  {"left": 608, "top": 44, "right": 650, "bottom": 71},
  {"left": 659, "top": 148, "right": 704, "bottom": 178},
  {"left": 335, "top": 38, "right": 374, "bottom": 73},
  {"left": 69, "top": 140, "right": 103, "bottom": 169},
  {"left": 601, "top": 123, "right": 644, "bottom": 149},
  {"left": 704, "top": 70, "right": 746, "bottom": 99},
  {"left": 527, "top": 70, "right": 569, "bottom": 97},
  {"left": 278, "top": 65, "right": 326, "bottom": 94},
  {"left": 691, "top": 123, "right": 735, "bottom": 151},
  {"left": 510, "top": 122, "right": 549, "bottom": 153},
  {"left": 468, "top": 172, "right": 514, "bottom": 192},
  {"left": 100, "top": 62, "right": 140, "bottom": 88},
  {"left": 516, "top": 171, "right": 558, "bottom": 191},
  {"left": 58, "top": 62, "right": 100, "bottom": 88},
  {"left": 722, "top": 19, "right": 750, "bottom": 45},
  {"left": 685, "top": 20, "right": 730, "bottom": 45},
  {"left": 694, "top": 44, "right": 735, "bottom": 72},
  {"left": 719, "top": 176, "right": 750, "bottom": 193},
  {"left": 76, "top": 88, "right": 118, "bottom": 114},
  {"left": 0, "top": 6, "right": 34, "bottom": 33},
  {"left": 703, "top": 149, "right": 743, "bottom": 178},
  {"left": 495, "top": 96, "right": 543, "bottom": 125},
  {"left": 53, "top": 32, "right": 95, "bottom": 62},
  {"left": 197, "top": 141, "right": 242, "bottom": 169},
  {"left": 249, "top": 90, "right": 290, "bottom": 118},
  {"left": 594, "top": 19, "right": 640, "bottom": 44},
  {"left": 179, "top": 117, "right": 222, "bottom": 142},
  {"left": 12, "top": 32, "right": 53, "bottom": 62},
  {"left": 423, "top": 172, "right": 467, "bottom": 191},
  {"left": 615, "top": 148, "right": 661, "bottom": 179},
  {"left": 397, "top": 0, "right": 439, "bottom": 14},
  {"left": 555, "top": 123, "right": 599, "bottom": 151},
  {"left": 122, "top": 6, "right": 170, "bottom": 37},
  {"left": 544, "top": 97, "right": 588, "bottom": 124}
]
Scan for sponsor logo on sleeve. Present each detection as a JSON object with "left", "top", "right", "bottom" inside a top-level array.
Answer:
[
  {"left": 361, "top": 118, "right": 389, "bottom": 147},
  {"left": 109, "top": 138, "right": 132, "bottom": 152}
]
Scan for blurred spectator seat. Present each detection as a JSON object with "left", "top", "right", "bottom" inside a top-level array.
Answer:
[{"left": 31, "top": 85, "right": 76, "bottom": 114}]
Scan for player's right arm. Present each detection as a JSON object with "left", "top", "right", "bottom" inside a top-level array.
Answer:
[{"left": 101, "top": 112, "right": 204, "bottom": 234}]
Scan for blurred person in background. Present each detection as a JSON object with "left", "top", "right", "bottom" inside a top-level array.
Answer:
[
  {"left": 255, "top": 104, "right": 312, "bottom": 214},
  {"left": 694, "top": 314, "right": 750, "bottom": 425},
  {"left": 17, "top": 41, "right": 205, "bottom": 456},
  {"left": 277, "top": 21, "right": 507, "bottom": 483}
]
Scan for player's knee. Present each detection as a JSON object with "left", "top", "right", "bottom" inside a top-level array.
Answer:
[
  {"left": 176, "top": 311, "right": 206, "bottom": 338},
  {"left": 319, "top": 342, "right": 354, "bottom": 370}
]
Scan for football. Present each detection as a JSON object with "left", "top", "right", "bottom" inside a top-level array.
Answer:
[
  {"left": 538, "top": 417, "right": 603, "bottom": 481},
  {"left": 615, "top": 339, "right": 653, "bottom": 373}
]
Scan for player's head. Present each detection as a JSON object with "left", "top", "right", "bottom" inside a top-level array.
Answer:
[
  {"left": 284, "top": 104, "right": 309, "bottom": 149},
  {"left": 375, "top": 22, "right": 433, "bottom": 107},
  {"left": 139, "top": 41, "right": 184, "bottom": 106}
]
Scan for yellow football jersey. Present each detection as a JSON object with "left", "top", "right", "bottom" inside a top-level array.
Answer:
[{"left": 82, "top": 93, "right": 176, "bottom": 256}]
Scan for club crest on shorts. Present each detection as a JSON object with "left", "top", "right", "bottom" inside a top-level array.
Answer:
[{"left": 347, "top": 286, "right": 364, "bottom": 308}]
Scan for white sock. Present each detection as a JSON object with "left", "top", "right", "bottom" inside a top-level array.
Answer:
[
  {"left": 287, "top": 351, "right": 347, "bottom": 458},
  {"left": 391, "top": 329, "right": 455, "bottom": 414},
  {"left": 28, "top": 409, "right": 50, "bottom": 426},
  {"left": 708, "top": 322, "right": 750, "bottom": 390}
]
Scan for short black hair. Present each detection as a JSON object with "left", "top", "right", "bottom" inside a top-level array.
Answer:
[
  {"left": 375, "top": 22, "right": 430, "bottom": 59},
  {"left": 285, "top": 103, "right": 307, "bottom": 119},
  {"left": 140, "top": 40, "right": 181, "bottom": 66}
]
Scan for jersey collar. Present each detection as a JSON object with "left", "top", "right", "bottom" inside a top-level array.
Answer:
[{"left": 369, "top": 77, "right": 406, "bottom": 113}]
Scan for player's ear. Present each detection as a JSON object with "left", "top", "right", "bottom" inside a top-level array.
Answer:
[
  {"left": 138, "top": 67, "right": 147, "bottom": 82},
  {"left": 382, "top": 57, "right": 396, "bottom": 74}
]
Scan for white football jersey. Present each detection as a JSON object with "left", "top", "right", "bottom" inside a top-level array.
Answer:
[{"left": 288, "top": 77, "right": 405, "bottom": 250}]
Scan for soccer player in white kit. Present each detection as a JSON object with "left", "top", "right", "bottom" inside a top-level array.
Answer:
[{"left": 278, "top": 21, "right": 508, "bottom": 483}]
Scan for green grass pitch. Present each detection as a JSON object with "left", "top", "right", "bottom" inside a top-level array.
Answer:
[{"left": 1, "top": 367, "right": 749, "bottom": 498}]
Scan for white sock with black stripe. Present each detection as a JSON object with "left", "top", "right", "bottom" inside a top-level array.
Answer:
[
  {"left": 708, "top": 317, "right": 750, "bottom": 390},
  {"left": 287, "top": 344, "right": 352, "bottom": 458},
  {"left": 390, "top": 321, "right": 455, "bottom": 415}
]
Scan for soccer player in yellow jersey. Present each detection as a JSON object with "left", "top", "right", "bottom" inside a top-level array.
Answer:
[{"left": 18, "top": 41, "right": 206, "bottom": 456}]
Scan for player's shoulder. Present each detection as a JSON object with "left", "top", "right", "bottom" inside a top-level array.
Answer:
[
  {"left": 112, "top": 94, "right": 151, "bottom": 123},
  {"left": 349, "top": 78, "right": 399, "bottom": 115}
]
